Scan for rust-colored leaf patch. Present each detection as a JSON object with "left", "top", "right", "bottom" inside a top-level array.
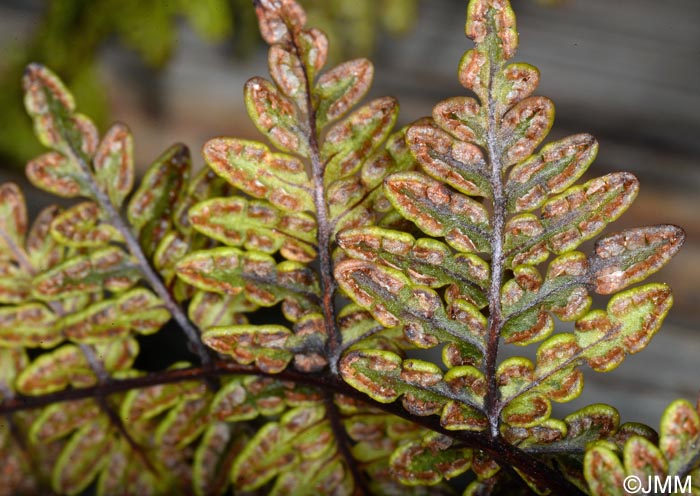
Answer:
[
  {"left": 385, "top": 172, "right": 490, "bottom": 253},
  {"left": 203, "top": 325, "right": 293, "bottom": 373},
  {"left": 500, "top": 96, "right": 555, "bottom": 167},
  {"left": 506, "top": 133, "right": 598, "bottom": 212},
  {"left": 33, "top": 247, "right": 139, "bottom": 299},
  {"left": 245, "top": 77, "right": 308, "bottom": 156},
  {"left": 203, "top": 138, "right": 313, "bottom": 213},
  {"left": 254, "top": 0, "right": 307, "bottom": 45},
  {"left": 127, "top": 143, "right": 191, "bottom": 256},
  {"left": 592, "top": 225, "right": 685, "bottom": 295},
  {"left": 93, "top": 123, "right": 134, "bottom": 206},
  {"left": 406, "top": 123, "right": 490, "bottom": 198},
  {"left": 50, "top": 201, "right": 122, "bottom": 247},
  {"left": 26, "top": 151, "right": 89, "bottom": 198},
  {"left": 315, "top": 58, "right": 374, "bottom": 126}
]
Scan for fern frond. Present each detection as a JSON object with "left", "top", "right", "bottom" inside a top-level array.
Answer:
[
  {"left": 0, "top": 0, "right": 693, "bottom": 494},
  {"left": 336, "top": 0, "right": 687, "bottom": 490}
]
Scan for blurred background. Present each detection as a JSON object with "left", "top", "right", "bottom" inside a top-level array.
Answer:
[{"left": 0, "top": 0, "right": 698, "bottom": 426}]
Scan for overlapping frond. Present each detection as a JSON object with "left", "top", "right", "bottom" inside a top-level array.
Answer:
[{"left": 335, "top": 0, "right": 688, "bottom": 491}]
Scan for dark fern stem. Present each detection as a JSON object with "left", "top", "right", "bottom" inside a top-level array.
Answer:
[{"left": 0, "top": 361, "right": 586, "bottom": 494}]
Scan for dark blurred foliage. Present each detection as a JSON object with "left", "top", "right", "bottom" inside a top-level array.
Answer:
[{"left": 0, "top": 0, "right": 419, "bottom": 169}]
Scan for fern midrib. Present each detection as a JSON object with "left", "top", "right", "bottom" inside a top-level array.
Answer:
[
  {"left": 323, "top": 391, "right": 371, "bottom": 494},
  {"left": 503, "top": 178, "right": 632, "bottom": 263},
  {"left": 366, "top": 247, "right": 488, "bottom": 300},
  {"left": 484, "top": 55, "right": 507, "bottom": 439},
  {"left": 339, "top": 322, "right": 384, "bottom": 353},
  {"left": 427, "top": 146, "right": 490, "bottom": 192},
  {"left": 60, "top": 132, "right": 217, "bottom": 380},
  {"left": 289, "top": 31, "right": 342, "bottom": 377},
  {"left": 95, "top": 394, "right": 158, "bottom": 474},
  {"left": 503, "top": 274, "right": 588, "bottom": 322},
  {"left": 284, "top": 24, "right": 370, "bottom": 494},
  {"left": 238, "top": 270, "right": 321, "bottom": 305}
]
